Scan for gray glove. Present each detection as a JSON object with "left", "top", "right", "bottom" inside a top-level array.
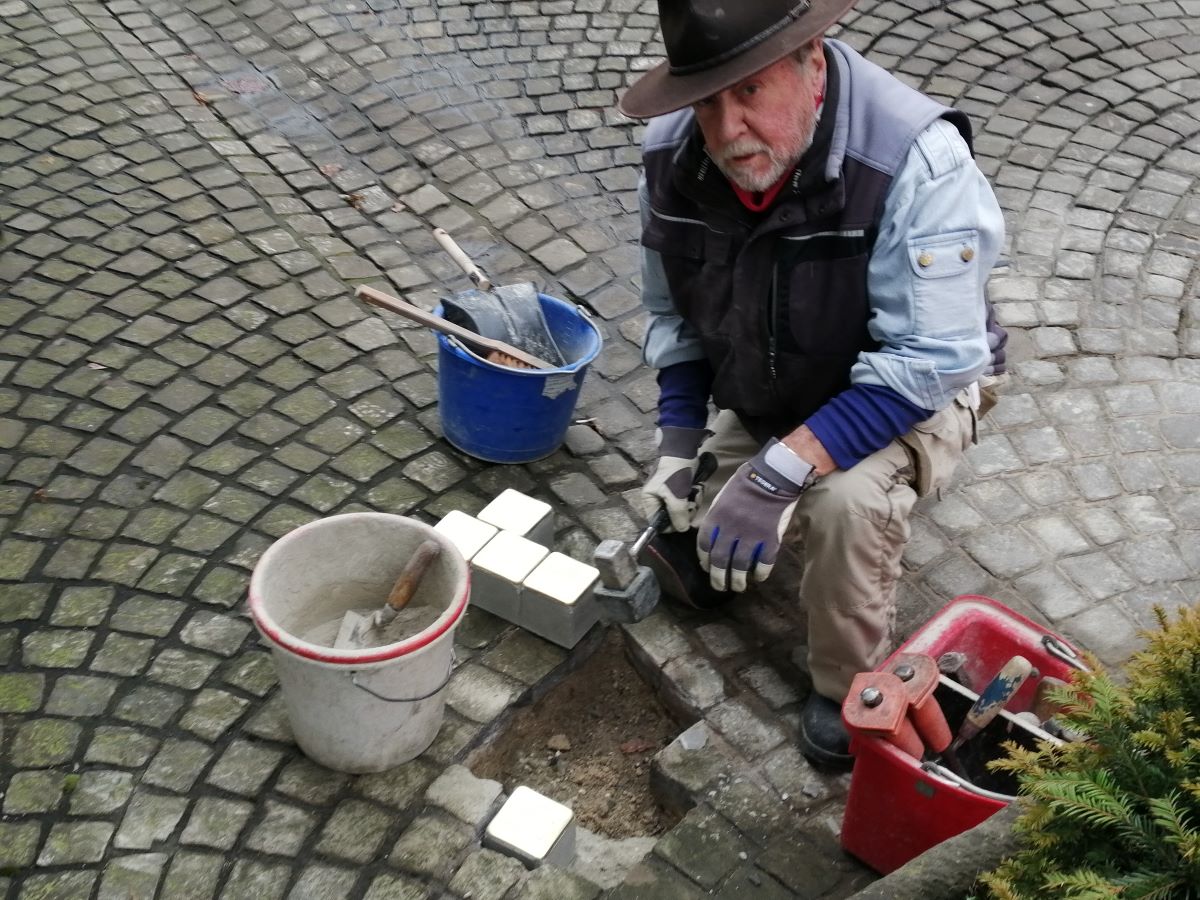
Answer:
[
  {"left": 697, "top": 438, "right": 816, "bottom": 592},
  {"left": 639, "top": 426, "right": 708, "bottom": 533}
]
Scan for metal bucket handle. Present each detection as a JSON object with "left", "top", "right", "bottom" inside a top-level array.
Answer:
[
  {"left": 920, "top": 760, "right": 1015, "bottom": 802},
  {"left": 349, "top": 652, "right": 455, "bottom": 704},
  {"left": 1041, "top": 634, "right": 1090, "bottom": 672},
  {"left": 447, "top": 335, "right": 503, "bottom": 368}
]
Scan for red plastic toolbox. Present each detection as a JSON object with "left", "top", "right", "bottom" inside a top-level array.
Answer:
[{"left": 839, "top": 594, "right": 1085, "bottom": 874}]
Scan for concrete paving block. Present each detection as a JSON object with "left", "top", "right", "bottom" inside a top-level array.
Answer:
[
  {"left": 660, "top": 653, "right": 726, "bottom": 720},
  {"left": 521, "top": 552, "right": 600, "bottom": 649},
  {"left": 513, "top": 864, "right": 602, "bottom": 900},
  {"left": 595, "top": 566, "right": 660, "bottom": 623},
  {"left": 435, "top": 510, "right": 498, "bottom": 561},
  {"left": 652, "top": 805, "right": 750, "bottom": 889},
  {"left": 470, "top": 531, "right": 550, "bottom": 625},
  {"left": 570, "top": 828, "right": 656, "bottom": 893},
  {"left": 650, "top": 722, "right": 739, "bottom": 815},
  {"left": 478, "top": 489, "right": 554, "bottom": 547},
  {"left": 622, "top": 612, "right": 692, "bottom": 687},
  {"left": 425, "top": 764, "right": 504, "bottom": 828},
  {"left": 448, "top": 847, "right": 527, "bottom": 900},
  {"left": 484, "top": 785, "right": 575, "bottom": 869}
]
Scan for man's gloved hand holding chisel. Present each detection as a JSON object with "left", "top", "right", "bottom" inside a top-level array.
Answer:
[{"left": 640, "top": 426, "right": 710, "bottom": 533}]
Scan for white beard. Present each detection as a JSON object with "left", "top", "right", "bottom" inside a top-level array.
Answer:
[{"left": 711, "top": 112, "right": 820, "bottom": 193}]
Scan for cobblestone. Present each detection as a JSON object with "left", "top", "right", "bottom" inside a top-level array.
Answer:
[
  {"left": 98, "top": 854, "right": 168, "bottom": 900},
  {"left": 0, "top": 1, "right": 1195, "bottom": 897},
  {"left": 425, "top": 764, "right": 504, "bottom": 826},
  {"left": 114, "top": 791, "right": 189, "bottom": 850},
  {"left": 315, "top": 800, "right": 394, "bottom": 863},
  {"left": 70, "top": 771, "right": 137, "bottom": 816}
]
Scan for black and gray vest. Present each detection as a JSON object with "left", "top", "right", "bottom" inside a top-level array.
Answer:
[{"left": 642, "top": 40, "right": 1005, "bottom": 441}]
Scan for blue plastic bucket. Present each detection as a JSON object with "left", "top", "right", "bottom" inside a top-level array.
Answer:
[{"left": 435, "top": 293, "right": 602, "bottom": 464}]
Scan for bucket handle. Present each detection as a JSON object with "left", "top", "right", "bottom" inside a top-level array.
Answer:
[
  {"left": 919, "top": 760, "right": 1015, "bottom": 802},
  {"left": 1041, "top": 634, "right": 1090, "bottom": 672},
  {"left": 349, "top": 653, "right": 455, "bottom": 704},
  {"left": 447, "top": 335, "right": 507, "bottom": 369}
]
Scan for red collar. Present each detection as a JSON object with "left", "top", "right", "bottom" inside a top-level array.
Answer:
[
  {"left": 730, "top": 167, "right": 796, "bottom": 212},
  {"left": 727, "top": 83, "right": 823, "bottom": 213}
]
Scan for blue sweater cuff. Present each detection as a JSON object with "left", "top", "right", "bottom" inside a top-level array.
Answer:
[
  {"left": 656, "top": 360, "right": 714, "bottom": 429},
  {"left": 806, "top": 384, "right": 932, "bottom": 470}
]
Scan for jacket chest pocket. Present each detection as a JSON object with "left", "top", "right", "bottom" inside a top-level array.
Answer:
[{"left": 644, "top": 214, "right": 738, "bottom": 334}]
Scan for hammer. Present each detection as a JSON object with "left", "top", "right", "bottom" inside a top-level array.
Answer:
[
  {"left": 593, "top": 452, "right": 717, "bottom": 622},
  {"left": 941, "top": 654, "right": 1033, "bottom": 776}
]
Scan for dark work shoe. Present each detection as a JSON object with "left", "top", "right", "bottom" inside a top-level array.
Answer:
[
  {"left": 640, "top": 529, "right": 733, "bottom": 611},
  {"left": 800, "top": 693, "right": 854, "bottom": 771}
]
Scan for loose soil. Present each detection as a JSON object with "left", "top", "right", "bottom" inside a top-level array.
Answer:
[{"left": 470, "top": 628, "right": 686, "bottom": 838}]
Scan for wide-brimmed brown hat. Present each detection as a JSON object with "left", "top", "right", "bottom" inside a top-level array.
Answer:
[{"left": 619, "top": 0, "right": 858, "bottom": 119}]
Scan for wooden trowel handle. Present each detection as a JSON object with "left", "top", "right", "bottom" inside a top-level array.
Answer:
[
  {"left": 356, "top": 285, "right": 554, "bottom": 370},
  {"left": 386, "top": 540, "right": 442, "bottom": 612},
  {"left": 433, "top": 228, "right": 492, "bottom": 291}
]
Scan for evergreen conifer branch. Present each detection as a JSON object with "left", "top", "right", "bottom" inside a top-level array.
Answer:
[{"left": 977, "top": 605, "right": 1200, "bottom": 900}]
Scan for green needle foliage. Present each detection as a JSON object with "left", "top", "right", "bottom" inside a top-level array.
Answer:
[{"left": 978, "top": 604, "right": 1200, "bottom": 900}]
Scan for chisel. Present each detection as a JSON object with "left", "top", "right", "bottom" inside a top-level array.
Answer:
[{"left": 630, "top": 451, "right": 718, "bottom": 557}]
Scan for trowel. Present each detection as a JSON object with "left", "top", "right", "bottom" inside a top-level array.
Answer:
[
  {"left": 333, "top": 539, "right": 442, "bottom": 649},
  {"left": 431, "top": 227, "right": 565, "bottom": 368}
]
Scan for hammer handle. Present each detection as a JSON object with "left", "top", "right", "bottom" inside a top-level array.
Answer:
[
  {"left": 631, "top": 508, "right": 671, "bottom": 559},
  {"left": 950, "top": 654, "right": 1032, "bottom": 751}
]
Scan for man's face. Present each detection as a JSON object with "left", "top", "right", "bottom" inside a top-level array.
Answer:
[{"left": 693, "top": 44, "right": 827, "bottom": 193}]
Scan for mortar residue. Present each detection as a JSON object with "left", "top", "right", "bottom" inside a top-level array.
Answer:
[{"left": 301, "top": 604, "right": 443, "bottom": 649}]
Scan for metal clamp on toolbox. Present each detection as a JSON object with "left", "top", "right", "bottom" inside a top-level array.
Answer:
[
  {"left": 843, "top": 653, "right": 951, "bottom": 761},
  {"left": 889, "top": 652, "right": 952, "bottom": 755},
  {"left": 844, "top": 670, "right": 924, "bottom": 760}
]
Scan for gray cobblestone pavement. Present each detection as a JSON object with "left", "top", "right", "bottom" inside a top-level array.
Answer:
[{"left": 2, "top": 0, "right": 1198, "bottom": 897}]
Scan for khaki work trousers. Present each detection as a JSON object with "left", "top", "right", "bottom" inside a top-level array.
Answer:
[{"left": 695, "top": 393, "right": 978, "bottom": 701}]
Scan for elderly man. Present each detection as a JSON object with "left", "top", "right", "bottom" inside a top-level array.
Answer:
[{"left": 621, "top": 0, "right": 1006, "bottom": 768}]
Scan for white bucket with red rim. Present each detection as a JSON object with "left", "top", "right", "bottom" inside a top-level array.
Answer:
[{"left": 249, "top": 513, "right": 469, "bottom": 773}]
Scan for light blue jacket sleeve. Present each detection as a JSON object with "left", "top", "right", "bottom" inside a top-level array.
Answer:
[
  {"left": 851, "top": 117, "right": 1005, "bottom": 411},
  {"left": 638, "top": 174, "right": 709, "bottom": 370}
]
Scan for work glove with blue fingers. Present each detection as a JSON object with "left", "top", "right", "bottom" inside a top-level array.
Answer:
[
  {"left": 640, "top": 426, "right": 709, "bottom": 533},
  {"left": 697, "top": 438, "right": 818, "bottom": 593}
]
